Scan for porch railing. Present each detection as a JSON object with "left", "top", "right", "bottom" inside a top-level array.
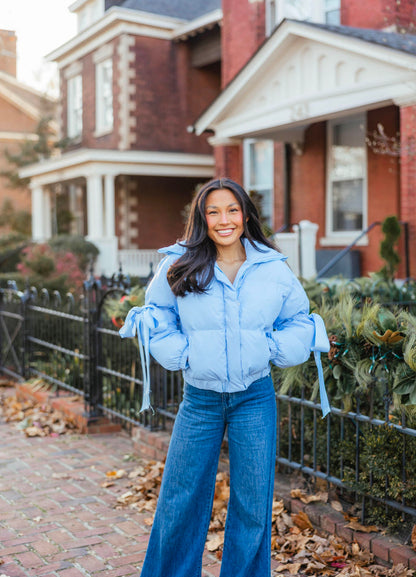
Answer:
[{"left": 118, "top": 249, "right": 164, "bottom": 277}]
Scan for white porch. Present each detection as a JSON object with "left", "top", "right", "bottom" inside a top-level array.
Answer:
[{"left": 20, "top": 148, "right": 215, "bottom": 276}]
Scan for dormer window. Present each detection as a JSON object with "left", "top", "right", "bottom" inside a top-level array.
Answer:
[{"left": 265, "top": 0, "right": 341, "bottom": 35}]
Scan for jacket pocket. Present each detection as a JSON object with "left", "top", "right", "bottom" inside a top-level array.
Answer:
[
  {"left": 241, "top": 330, "right": 271, "bottom": 376},
  {"left": 187, "top": 330, "right": 228, "bottom": 382}
]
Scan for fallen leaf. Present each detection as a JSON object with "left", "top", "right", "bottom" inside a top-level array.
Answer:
[
  {"left": 33, "top": 516, "right": 42, "bottom": 523},
  {"left": 331, "top": 500, "right": 344, "bottom": 512},
  {"left": 105, "top": 469, "right": 127, "bottom": 479},
  {"left": 206, "top": 532, "right": 224, "bottom": 551},
  {"left": 345, "top": 520, "right": 379, "bottom": 533},
  {"left": 291, "top": 511, "right": 313, "bottom": 531},
  {"left": 290, "top": 489, "right": 328, "bottom": 504},
  {"left": 411, "top": 525, "right": 416, "bottom": 551},
  {"left": 143, "top": 517, "right": 154, "bottom": 526}
]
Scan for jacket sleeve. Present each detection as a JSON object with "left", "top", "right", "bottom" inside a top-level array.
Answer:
[
  {"left": 266, "top": 271, "right": 329, "bottom": 368},
  {"left": 144, "top": 256, "right": 189, "bottom": 371}
]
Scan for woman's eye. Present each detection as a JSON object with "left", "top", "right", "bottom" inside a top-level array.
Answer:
[{"left": 207, "top": 211, "right": 217, "bottom": 216}]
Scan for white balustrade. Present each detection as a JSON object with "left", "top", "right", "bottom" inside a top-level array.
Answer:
[{"left": 118, "top": 249, "right": 164, "bottom": 277}]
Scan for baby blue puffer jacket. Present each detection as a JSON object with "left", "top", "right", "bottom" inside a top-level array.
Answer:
[{"left": 120, "top": 239, "right": 330, "bottom": 416}]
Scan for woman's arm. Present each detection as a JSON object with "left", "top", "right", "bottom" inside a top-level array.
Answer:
[
  {"left": 144, "top": 256, "right": 189, "bottom": 372},
  {"left": 266, "top": 273, "right": 330, "bottom": 368}
]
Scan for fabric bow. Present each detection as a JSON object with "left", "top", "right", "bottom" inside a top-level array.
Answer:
[
  {"left": 119, "top": 305, "right": 159, "bottom": 413},
  {"left": 310, "top": 313, "right": 331, "bottom": 418}
]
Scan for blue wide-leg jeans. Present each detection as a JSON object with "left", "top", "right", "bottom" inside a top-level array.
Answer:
[{"left": 139, "top": 374, "right": 277, "bottom": 577}]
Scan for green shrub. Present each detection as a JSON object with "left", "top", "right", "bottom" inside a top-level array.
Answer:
[{"left": 48, "top": 235, "right": 99, "bottom": 272}]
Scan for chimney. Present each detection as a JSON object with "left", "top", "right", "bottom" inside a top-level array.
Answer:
[{"left": 0, "top": 30, "right": 17, "bottom": 77}]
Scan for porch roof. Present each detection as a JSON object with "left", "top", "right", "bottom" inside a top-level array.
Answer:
[
  {"left": 193, "top": 19, "right": 416, "bottom": 143},
  {"left": 19, "top": 148, "right": 214, "bottom": 187}
]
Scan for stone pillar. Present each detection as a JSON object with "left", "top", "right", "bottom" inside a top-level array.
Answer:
[{"left": 399, "top": 103, "right": 416, "bottom": 278}]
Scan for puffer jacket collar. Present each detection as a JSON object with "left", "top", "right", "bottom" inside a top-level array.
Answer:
[{"left": 158, "top": 238, "right": 287, "bottom": 264}]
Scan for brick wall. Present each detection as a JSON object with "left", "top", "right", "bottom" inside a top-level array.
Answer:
[
  {"left": 341, "top": 0, "right": 416, "bottom": 31},
  {"left": 399, "top": 104, "right": 416, "bottom": 278},
  {"left": 130, "top": 36, "right": 219, "bottom": 153},
  {"left": 290, "top": 122, "right": 326, "bottom": 239},
  {"left": 221, "top": 0, "right": 266, "bottom": 88},
  {"left": 214, "top": 144, "right": 243, "bottom": 183},
  {"left": 115, "top": 176, "right": 204, "bottom": 250},
  {"left": 62, "top": 34, "right": 220, "bottom": 154}
]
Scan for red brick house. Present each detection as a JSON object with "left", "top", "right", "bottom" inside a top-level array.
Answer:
[
  {"left": 0, "top": 30, "right": 55, "bottom": 234},
  {"left": 21, "top": 0, "right": 221, "bottom": 275},
  {"left": 22, "top": 0, "right": 416, "bottom": 278},
  {"left": 194, "top": 0, "right": 416, "bottom": 278}
]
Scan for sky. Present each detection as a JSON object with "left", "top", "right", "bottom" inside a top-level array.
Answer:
[{"left": 0, "top": 0, "right": 77, "bottom": 96}]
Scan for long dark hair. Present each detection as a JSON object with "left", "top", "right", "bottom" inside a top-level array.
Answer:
[{"left": 167, "top": 178, "right": 277, "bottom": 297}]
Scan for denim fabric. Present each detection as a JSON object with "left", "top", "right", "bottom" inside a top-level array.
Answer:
[{"left": 139, "top": 374, "right": 277, "bottom": 577}]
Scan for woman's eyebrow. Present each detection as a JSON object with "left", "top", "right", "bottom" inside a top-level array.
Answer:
[{"left": 206, "top": 202, "right": 239, "bottom": 209}]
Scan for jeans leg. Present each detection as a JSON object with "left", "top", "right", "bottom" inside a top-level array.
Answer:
[
  {"left": 140, "top": 385, "right": 225, "bottom": 577},
  {"left": 220, "top": 376, "right": 277, "bottom": 577}
]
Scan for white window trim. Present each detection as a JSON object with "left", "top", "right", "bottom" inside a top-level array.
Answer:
[
  {"left": 243, "top": 138, "right": 275, "bottom": 228},
  {"left": 95, "top": 57, "right": 114, "bottom": 136},
  {"left": 324, "top": 115, "right": 368, "bottom": 241}
]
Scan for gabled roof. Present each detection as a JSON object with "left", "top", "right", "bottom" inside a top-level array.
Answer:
[
  {"left": 193, "top": 18, "right": 416, "bottom": 140},
  {"left": 299, "top": 20, "right": 416, "bottom": 56},
  {"left": 0, "top": 70, "right": 55, "bottom": 123},
  {"left": 118, "top": 0, "right": 221, "bottom": 21}
]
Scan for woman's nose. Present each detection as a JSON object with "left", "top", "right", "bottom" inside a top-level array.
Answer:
[{"left": 219, "top": 211, "right": 229, "bottom": 224}]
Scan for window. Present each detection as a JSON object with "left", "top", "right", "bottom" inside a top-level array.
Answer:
[
  {"left": 244, "top": 139, "right": 274, "bottom": 228},
  {"left": 327, "top": 116, "right": 366, "bottom": 236},
  {"left": 67, "top": 74, "right": 83, "bottom": 139},
  {"left": 266, "top": 0, "right": 340, "bottom": 33},
  {"left": 95, "top": 58, "right": 113, "bottom": 133},
  {"left": 324, "top": 0, "right": 341, "bottom": 25}
]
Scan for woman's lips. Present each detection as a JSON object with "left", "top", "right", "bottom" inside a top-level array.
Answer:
[{"left": 216, "top": 229, "right": 234, "bottom": 237}]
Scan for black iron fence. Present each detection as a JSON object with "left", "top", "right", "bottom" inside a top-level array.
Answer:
[{"left": 1, "top": 276, "right": 416, "bottom": 530}]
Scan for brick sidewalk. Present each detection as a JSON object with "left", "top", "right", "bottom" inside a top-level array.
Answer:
[{"left": 0, "top": 415, "right": 225, "bottom": 577}]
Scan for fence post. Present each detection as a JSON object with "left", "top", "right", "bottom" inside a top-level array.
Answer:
[{"left": 83, "top": 275, "right": 103, "bottom": 420}]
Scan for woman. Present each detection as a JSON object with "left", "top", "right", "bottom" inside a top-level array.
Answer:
[{"left": 120, "top": 177, "right": 330, "bottom": 577}]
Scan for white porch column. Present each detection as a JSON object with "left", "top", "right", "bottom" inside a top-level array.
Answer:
[
  {"left": 31, "top": 185, "right": 52, "bottom": 241},
  {"left": 31, "top": 185, "right": 44, "bottom": 241},
  {"left": 104, "top": 174, "right": 115, "bottom": 238},
  {"left": 86, "top": 174, "right": 104, "bottom": 239},
  {"left": 43, "top": 189, "right": 52, "bottom": 239},
  {"left": 86, "top": 173, "right": 119, "bottom": 275}
]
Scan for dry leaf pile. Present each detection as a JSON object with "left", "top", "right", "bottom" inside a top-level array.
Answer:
[
  {"left": 106, "top": 460, "right": 414, "bottom": 576},
  {"left": 0, "top": 393, "right": 81, "bottom": 437}
]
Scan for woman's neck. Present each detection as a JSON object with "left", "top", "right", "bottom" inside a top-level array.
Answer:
[{"left": 216, "top": 243, "right": 246, "bottom": 264}]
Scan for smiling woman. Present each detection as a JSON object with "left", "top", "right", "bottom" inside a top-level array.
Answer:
[{"left": 119, "top": 177, "right": 331, "bottom": 577}]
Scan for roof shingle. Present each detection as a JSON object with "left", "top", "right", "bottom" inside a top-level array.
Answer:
[{"left": 117, "top": 0, "right": 221, "bottom": 21}]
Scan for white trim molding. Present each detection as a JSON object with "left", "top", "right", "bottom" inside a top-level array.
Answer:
[
  {"left": 173, "top": 9, "right": 223, "bottom": 41},
  {"left": 47, "top": 7, "right": 185, "bottom": 67},
  {"left": 19, "top": 148, "right": 215, "bottom": 187}
]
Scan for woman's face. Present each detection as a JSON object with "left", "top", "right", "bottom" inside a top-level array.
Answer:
[{"left": 205, "top": 188, "right": 245, "bottom": 250}]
